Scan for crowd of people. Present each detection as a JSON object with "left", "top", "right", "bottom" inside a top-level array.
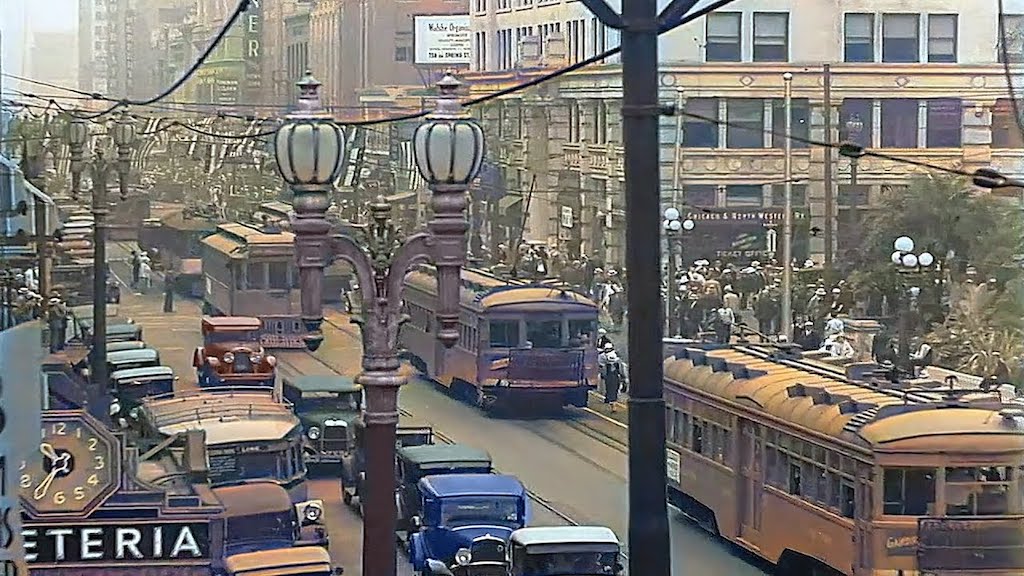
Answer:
[{"left": 0, "top": 266, "right": 69, "bottom": 352}]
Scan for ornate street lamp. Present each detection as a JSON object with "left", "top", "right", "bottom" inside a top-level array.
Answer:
[
  {"left": 273, "top": 71, "right": 348, "bottom": 351},
  {"left": 276, "top": 71, "right": 484, "bottom": 576},
  {"left": 112, "top": 110, "right": 136, "bottom": 201},
  {"left": 662, "top": 207, "right": 694, "bottom": 337},
  {"left": 67, "top": 115, "right": 89, "bottom": 201},
  {"left": 890, "top": 235, "right": 935, "bottom": 373}
]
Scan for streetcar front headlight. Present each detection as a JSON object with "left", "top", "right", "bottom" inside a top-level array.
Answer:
[
  {"left": 308, "top": 426, "right": 321, "bottom": 440},
  {"left": 223, "top": 352, "right": 235, "bottom": 363}
]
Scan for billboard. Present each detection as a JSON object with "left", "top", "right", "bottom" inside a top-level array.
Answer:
[
  {"left": 681, "top": 207, "right": 809, "bottom": 263},
  {"left": 413, "top": 15, "right": 471, "bottom": 65}
]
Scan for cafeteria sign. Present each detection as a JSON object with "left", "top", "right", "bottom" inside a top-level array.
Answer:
[
  {"left": 414, "top": 15, "right": 471, "bottom": 65},
  {"left": 23, "top": 522, "right": 209, "bottom": 564}
]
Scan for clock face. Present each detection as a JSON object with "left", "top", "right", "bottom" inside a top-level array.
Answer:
[{"left": 19, "top": 411, "right": 120, "bottom": 518}]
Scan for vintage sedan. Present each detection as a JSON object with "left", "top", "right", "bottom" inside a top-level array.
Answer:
[
  {"left": 282, "top": 375, "right": 362, "bottom": 465},
  {"left": 396, "top": 445, "right": 493, "bottom": 537},
  {"left": 194, "top": 316, "right": 277, "bottom": 388},
  {"left": 506, "top": 526, "right": 623, "bottom": 576},
  {"left": 342, "top": 413, "right": 435, "bottom": 512},
  {"left": 107, "top": 347, "right": 161, "bottom": 375},
  {"left": 109, "top": 365, "right": 176, "bottom": 416}
]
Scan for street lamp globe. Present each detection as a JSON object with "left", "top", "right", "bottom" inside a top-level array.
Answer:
[
  {"left": 891, "top": 250, "right": 903, "bottom": 265},
  {"left": 274, "top": 71, "right": 347, "bottom": 188},
  {"left": 894, "top": 236, "right": 914, "bottom": 253},
  {"left": 682, "top": 218, "right": 695, "bottom": 231},
  {"left": 918, "top": 252, "right": 935, "bottom": 267},
  {"left": 112, "top": 110, "right": 136, "bottom": 148},
  {"left": 901, "top": 253, "right": 919, "bottom": 268},
  {"left": 67, "top": 116, "right": 89, "bottom": 147},
  {"left": 663, "top": 207, "right": 680, "bottom": 222},
  {"left": 667, "top": 219, "right": 682, "bottom": 232},
  {"left": 413, "top": 73, "right": 485, "bottom": 186}
]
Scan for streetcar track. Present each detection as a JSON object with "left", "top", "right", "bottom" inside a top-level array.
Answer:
[{"left": 274, "top": 351, "right": 630, "bottom": 560}]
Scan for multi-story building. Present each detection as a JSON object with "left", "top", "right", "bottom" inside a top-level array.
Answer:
[
  {"left": 78, "top": 0, "right": 143, "bottom": 99},
  {"left": 28, "top": 32, "right": 78, "bottom": 91},
  {"left": 466, "top": 0, "right": 1024, "bottom": 268}
]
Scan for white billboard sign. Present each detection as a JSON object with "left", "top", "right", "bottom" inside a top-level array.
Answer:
[{"left": 414, "top": 15, "right": 471, "bottom": 65}]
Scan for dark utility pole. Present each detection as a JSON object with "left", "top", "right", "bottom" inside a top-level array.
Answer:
[
  {"left": 822, "top": 64, "right": 834, "bottom": 268},
  {"left": 90, "top": 151, "right": 110, "bottom": 389},
  {"left": 575, "top": 0, "right": 701, "bottom": 573}
]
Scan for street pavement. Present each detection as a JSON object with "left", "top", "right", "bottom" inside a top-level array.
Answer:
[
  {"left": 299, "top": 311, "right": 771, "bottom": 576},
  {"left": 103, "top": 241, "right": 391, "bottom": 576}
]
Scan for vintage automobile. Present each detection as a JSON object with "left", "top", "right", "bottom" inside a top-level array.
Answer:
[
  {"left": 504, "top": 526, "right": 623, "bottom": 576},
  {"left": 408, "top": 474, "right": 529, "bottom": 575},
  {"left": 108, "top": 365, "right": 177, "bottom": 416},
  {"left": 107, "top": 347, "right": 161, "bottom": 375},
  {"left": 341, "top": 413, "right": 435, "bottom": 512},
  {"left": 213, "top": 482, "right": 333, "bottom": 576},
  {"left": 282, "top": 375, "right": 362, "bottom": 466},
  {"left": 75, "top": 321, "right": 142, "bottom": 344},
  {"left": 194, "top": 316, "right": 277, "bottom": 388},
  {"left": 396, "top": 445, "right": 493, "bottom": 534}
]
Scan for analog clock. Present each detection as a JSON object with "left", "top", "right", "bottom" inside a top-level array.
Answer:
[{"left": 19, "top": 410, "right": 121, "bottom": 518}]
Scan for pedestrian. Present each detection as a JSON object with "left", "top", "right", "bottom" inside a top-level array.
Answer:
[
  {"left": 46, "top": 297, "right": 67, "bottom": 353},
  {"left": 715, "top": 306, "right": 735, "bottom": 344},
  {"left": 138, "top": 258, "right": 152, "bottom": 294},
  {"left": 596, "top": 328, "right": 612, "bottom": 349},
  {"left": 131, "top": 250, "right": 141, "bottom": 287},
  {"left": 163, "top": 271, "right": 176, "bottom": 313},
  {"left": 794, "top": 321, "right": 822, "bottom": 351},
  {"left": 599, "top": 348, "right": 624, "bottom": 412}
]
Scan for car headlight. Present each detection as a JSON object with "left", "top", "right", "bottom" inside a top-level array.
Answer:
[
  {"left": 308, "top": 426, "right": 321, "bottom": 440},
  {"left": 108, "top": 400, "right": 121, "bottom": 415},
  {"left": 223, "top": 352, "right": 235, "bottom": 363},
  {"left": 251, "top": 353, "right": 262, "bottom": 362},
  {"left": 454, "top": 548, "right": 472, "bottom": 566},
  {"left": 304, "top": 503, "right": 323, "bottom": 522}
]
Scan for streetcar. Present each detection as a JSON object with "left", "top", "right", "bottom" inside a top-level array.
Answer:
[
  {"left": 401, "top": 266, "right": 599, "bottom": 412},
  {"left": 135, "top": 388, "right": 309, "bottom": 502},
  {"left": 663, "top": 343, "right": 1024, "bottom": 575}
]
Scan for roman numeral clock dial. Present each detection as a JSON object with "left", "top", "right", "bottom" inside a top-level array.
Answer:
[{"left": 19, "top": 411, "right": 121, "bottom": 518}]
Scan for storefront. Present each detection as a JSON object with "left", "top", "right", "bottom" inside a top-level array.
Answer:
[{"left": 681, "top": 207, "right": 810, "bottom": 264}]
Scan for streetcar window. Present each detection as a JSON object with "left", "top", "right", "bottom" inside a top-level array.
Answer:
[
  {"left": 840, "top": 482, "right": 856, "bottom": 518},
  {"left": 568, "top": 319, "right": 597, "bottom": 344},
  {"left": 665, "top": 408, "right": 674, "bottom": 440},
  {"left": 268, "top": 262, "right": 289, "bottom": 289},
  {"left": 526, "top": 319, "right": 563, "bottom": 348},
  {"left": 945, "top": 466, "right": 1014, "bottom": 516},
  {"left": 691, "top": 420, "right": 704, "bottom": 454},
  {"left": 883, "top": 468, "right": 936, "bottom": 515},
  {"left": 788, "top": 463, "right": 802, "bottom": 495},
  {"left": 489, "top": 320, "right": 520, "bottom": 347},
  {"left": 247, "top": 263, "right": 264, "bottom": 289}
]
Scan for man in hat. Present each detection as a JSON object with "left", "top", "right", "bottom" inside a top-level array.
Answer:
[
  {"left": 596, "top": 328, "right": 612, "bottom": 349},
  {"left": 130, "top": 250, "right": 141, "bottom": 288},
  {"left": 598, "top": 343, "right": 624, "bottom": 411},
  {"left": 823, "top": 332, "right": 855, "bottom": 360},
  {"left": 794, "top": 320, "right": 821, "bottom": 351},
  {"left": 46, "top": 296, "right": 68, "bottom": 352},
  {"left": 163, "top": 270, "right": 177, "bottom": 313}
]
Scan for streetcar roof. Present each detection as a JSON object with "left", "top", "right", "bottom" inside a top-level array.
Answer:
[
  {"left": 419, "top": 473, "right": 525, "bottom": 498},
  {"left": 214, "top": 483, "right": 293, "bottom": 517},
  {"left": 478, "top": 287, "right": 597, "bottom": 310},
  {"left": 664, "top": 346, "right": 1024, "bottom": 450},
  {"left": 397, "top": 444, "right": 491, "bottom": 467},
  {"left": 223, "top": 546, "right": 332, "bottom": 575},
  {"left": 511, "top": 526, "right": 620, "bottom": 548}
]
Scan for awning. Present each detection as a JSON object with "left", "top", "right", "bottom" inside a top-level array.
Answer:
[
  {"left": 385, "top": 191, "right": 417, "bottom": 203},
  {"left": 498, "top": 195, "right": 524, "bottom": 211},
  {"left": 0, "top": 154, "right": 60, "bottom": 236}
]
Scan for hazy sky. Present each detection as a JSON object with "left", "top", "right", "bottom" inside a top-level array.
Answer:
[{"left": 1, "top": 0, "right": 76, "bottom": 80}]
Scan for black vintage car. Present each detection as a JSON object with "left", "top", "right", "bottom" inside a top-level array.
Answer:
[
  {"left": 341, "top": 412, "right": 434, "bottom": 513},
  {"left": 394, "top": 444, "right": 493, "bottom": 538},
  {"left": 282, "top": 375, "right": 363, "bottom": 468}
]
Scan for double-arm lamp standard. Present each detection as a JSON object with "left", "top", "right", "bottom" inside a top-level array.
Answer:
[
  {"left": 274, "top": 71, "right": 485, "bottom": 576},
  {"left": 66, "top": 110, "right": 136, "bottom": 388}
]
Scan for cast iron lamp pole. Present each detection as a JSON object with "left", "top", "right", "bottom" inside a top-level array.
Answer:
[
  {"left": 67, "top": 115, "right": 88, "bottom": 201},
  {"left": 890, "top": 235, "right": 934, "bottom": 374},
  {"left": 662, "top": 208, "right": 694, "bottom": 337},
  {"left": 89, "top": 143, "right": 111, "bottom": 387},
  {"left": 275, "top": 72, "right": 484, "bottom": 576},
  {"left": 113, "top": 110, "right": 137, "bottom": 201}
]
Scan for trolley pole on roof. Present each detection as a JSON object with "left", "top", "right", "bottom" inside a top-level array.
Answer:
[{"left": 276, "top": 71, "right": 484, "bottom": 576}]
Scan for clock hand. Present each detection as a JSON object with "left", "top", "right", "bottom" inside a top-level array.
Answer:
[
  {"left": 52, "top": 454, "right": 71, "bottom": 475},
  {"left": 39, "top": 442, "right": 58, "bottom": 462},
  {"left": 33, "top": 468, "right": 58, "bottom": 500}
]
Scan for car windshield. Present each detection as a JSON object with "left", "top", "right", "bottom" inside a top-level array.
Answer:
[
  {"left": 209, "top": 451, "right": 280, "bottom": 485},
  {"left": 440, "top": 496, "right": 520, "bottom": 526},
  {"left": 517, "top": 552, "right": 619, "bottom": 576},
  {"left": 225, "top": 511, "right": 293, "bottom": 544},
  {"left": 297, "top": 391, "right": 360, "bottom": 412},
  {"left": 205, "top": 330, "right": 261, "bottom": 347}
]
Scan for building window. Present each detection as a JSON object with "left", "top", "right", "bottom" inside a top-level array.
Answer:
[
  {"left": 753, "top": 13, "right": 788, "bottom": 62},
  {"left": 706, "top": 13, "right": 741, "bottom": 62},
  {"left": 840, "top": 99, "right": 873, "bottom": 148},
  {"left": 844, "top": 14, "right": 874, "bottom": 62},
  {"left": 999, "top": 14, "right": 1024, "bottom": 62},
  {"left": 771, "top": 98, "right": 809, "bottom": 148},
  {"left": 927, "top": 14, "right": 957, "bottom": 62},
  {"left": 726, "top": 99, "right": 764, "bottom": 149},
  {"left": 394, "top": 46, "right": 411, "bottom": 62},
  {"left": 683, "top": 185, "right": 717, "bottom": 207},
  {"left": 726, "top": 185, "right": 762, "bottom": 207},
  {"left": 925, "top": 98, "right": 962, "bottom": 147},
  {"left": 771, "top": 184, "right": 807, "bottom": 207},
  {"left": 682, "top": 98, "right": 719, "bottom": 147},
  {"left": 474, "top": 0, "right": 486, "bottom": 12},
  {"left": 882, "top": 14, "right": 920, "bottom": 63},
  {"left": 880, "top": 99, "right": 918, "bottom": 148},
  {"left": 838, "top": 185, "right": 869, "bottom": 207},
  {"left": 993, "top": 99, "right": 1024, "bottom": 148}
]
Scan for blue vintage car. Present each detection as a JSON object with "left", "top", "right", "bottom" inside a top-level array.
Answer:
[{"left": 409, "top": 473, "right": 528, "bottom": 574}]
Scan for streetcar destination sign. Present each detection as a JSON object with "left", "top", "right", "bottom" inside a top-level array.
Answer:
[{"left": 22, "top": 522, "right": 209, "bottom": 564}]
